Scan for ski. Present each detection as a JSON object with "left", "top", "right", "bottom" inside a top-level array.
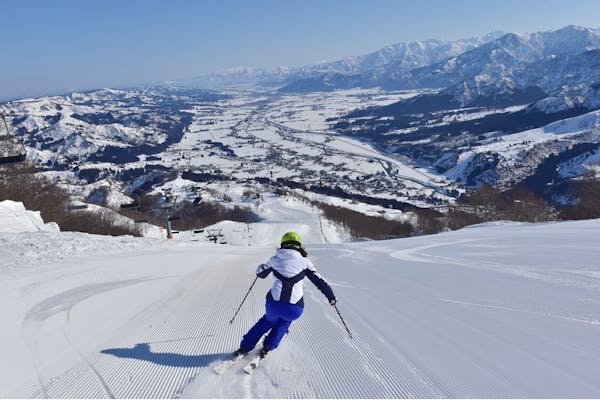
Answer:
[
  {"left": 242, "top": 355, "right": 264, "bottom": 375},
  {"left": 213, "top": 339, "right": 265, "bottom": 375},
  {"left": 213, "top": 352, "right": 246, "bottom": 375}
]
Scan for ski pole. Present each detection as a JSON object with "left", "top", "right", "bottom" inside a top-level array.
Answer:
[
  {"left": 333, "top": 304, "right": 353, "bottom": 339},
  {"left": 229, "top": 276, "right": 258, "bottom": 324}
]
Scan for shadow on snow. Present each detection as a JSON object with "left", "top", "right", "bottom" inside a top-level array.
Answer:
[{"left": 101, "top": 342, "right": 228, "bottom": 368}]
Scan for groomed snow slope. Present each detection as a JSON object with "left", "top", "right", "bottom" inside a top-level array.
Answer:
[{"left": 1, "top": 202, "right": 600, "bottom": 398}]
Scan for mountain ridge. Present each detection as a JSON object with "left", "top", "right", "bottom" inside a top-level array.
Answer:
[
  {"left": 279, "top": 25, "right": 600, "bottom": 98},
  {"left": 173, "top": 31, "right": 505, "bottom": 90}
]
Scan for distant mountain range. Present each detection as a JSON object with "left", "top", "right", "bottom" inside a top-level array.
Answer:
[
  {"left": 170, "top": 25, "right": 600, "bottom": 117},
  {"left": 172, "top": 31, "right": 505, "bottom": 89},
  {"left": 175, "top": 27, "right": 597, "bottom": 90},
  {"left": 279, "top": 26, "right": 600, "bottom": 112}
]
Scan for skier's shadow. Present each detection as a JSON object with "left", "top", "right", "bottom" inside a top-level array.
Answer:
[{"left": 101, "top": 343, "right": 228, "bottom": 368}]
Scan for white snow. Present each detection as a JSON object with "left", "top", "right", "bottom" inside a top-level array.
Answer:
[
  {"left": 1, "top": 201, "right": 600, "bottom": 398},
  {"left": 0, "top": 200, "right": 59, "bottom": 233}
]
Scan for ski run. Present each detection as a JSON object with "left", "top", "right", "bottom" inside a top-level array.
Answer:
[{"left": 1, "top": 198, "right": 600, "bottom": 398}]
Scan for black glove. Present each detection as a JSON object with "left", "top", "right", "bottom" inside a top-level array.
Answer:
[{"left": 329, "top": 298, "right": 337, "bottom": 306}]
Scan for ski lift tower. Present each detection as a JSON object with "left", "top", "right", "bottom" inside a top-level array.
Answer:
[{"left": 161, "top": 188, "right": 180, "bottom": 239}]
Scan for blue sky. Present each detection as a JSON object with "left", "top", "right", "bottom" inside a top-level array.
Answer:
[{"left": 1, "top": 0, "right": 600, "bottom": 100}]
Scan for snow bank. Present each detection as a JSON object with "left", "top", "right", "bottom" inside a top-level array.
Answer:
[
  {"left": 0, "top": 200, "right": 165, "bottom": 271},
  {"left": 0, "top": 200, "right": 59, "bottom": 233}
]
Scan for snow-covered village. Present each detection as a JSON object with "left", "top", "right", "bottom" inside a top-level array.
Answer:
[{"left": 2, "top": 1, "right": 600, "bottom": 398}]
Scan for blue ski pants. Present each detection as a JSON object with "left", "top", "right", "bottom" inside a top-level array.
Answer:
[{"left": 240, "top": 298, "right": 304, "bottom": 352}]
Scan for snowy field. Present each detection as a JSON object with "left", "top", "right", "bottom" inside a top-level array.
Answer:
[
  {"left": 1, "top": 87, "right": 455, "bottom": 212},
  {"left": 1, "top": 200, "right": 600, "bottom": 398}
]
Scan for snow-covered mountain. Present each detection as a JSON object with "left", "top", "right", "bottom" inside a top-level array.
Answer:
[
  {"left": 392, "top": 26, "right": 600, "bottom": 89},
  {"left": 329, "top": 26, "right": 600, "bottom": 191},
  {"left": 177, "top": 32, "right": 504, "bottom": 90},
  {"left": 210, "top": 25, "right": 600, "bottom": 119},
  {"left": 2, "top": 200, "right": 600, "bottom": 398},
  {"left": 402, "top": 25, "right": 600, "bottom": 107},
  {"left": 278, "top": 33, "right": 505, "bottom": 92},
  {"left": 279, "top": 25, "right": 600, "bottom": 97}
]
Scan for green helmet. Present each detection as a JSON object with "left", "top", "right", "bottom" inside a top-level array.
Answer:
[{"left": 281, "top": 231, "right": 302, "bottom": 248}]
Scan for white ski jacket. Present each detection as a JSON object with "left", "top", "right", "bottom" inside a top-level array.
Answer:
[{"left": 256, "top": 248, "right": 335, "bottom": 307}]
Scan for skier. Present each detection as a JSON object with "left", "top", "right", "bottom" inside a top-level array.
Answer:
[{"left": 235, "top": 231, "right": 337, "bottom": 359}]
